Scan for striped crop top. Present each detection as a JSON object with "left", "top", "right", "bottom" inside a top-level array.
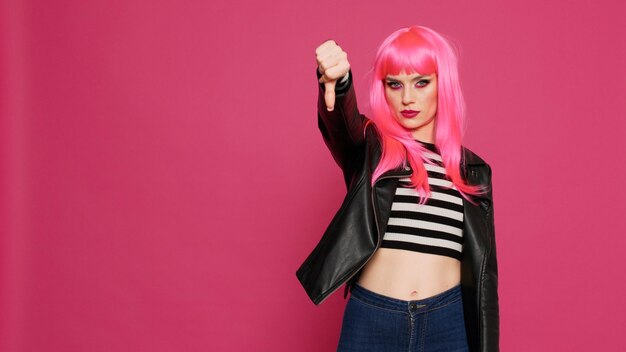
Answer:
[{"left": 380, "top": 141, "right": 465, "bottom": 261}]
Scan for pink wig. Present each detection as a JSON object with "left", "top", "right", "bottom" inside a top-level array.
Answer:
[{"left": 365, "top": 25, "right": 487, "bottom": 205}]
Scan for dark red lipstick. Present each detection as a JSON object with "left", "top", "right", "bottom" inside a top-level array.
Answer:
[{"left": 401, "top": 110, "right": 420, "bottom": 118}]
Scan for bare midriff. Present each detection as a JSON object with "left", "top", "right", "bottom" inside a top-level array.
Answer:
[{"left": 356, "top": 248, "right": 461, "bottom": 300}]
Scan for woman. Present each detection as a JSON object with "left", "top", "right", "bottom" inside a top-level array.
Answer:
[{"left": 296, "top": 26, "right": 499, "bottom": 351}]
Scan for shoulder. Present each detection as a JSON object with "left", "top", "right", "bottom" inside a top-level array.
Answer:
[
  {"left": 462, "top": 145, "right": 493, "bottom": 190},
  {"left": 462, "top": 145, "right": 490, "bottom": 168}
]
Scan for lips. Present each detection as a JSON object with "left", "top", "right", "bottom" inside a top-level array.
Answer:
[{"left": 401, "top": 110, "right": 420, "bottom": 118}]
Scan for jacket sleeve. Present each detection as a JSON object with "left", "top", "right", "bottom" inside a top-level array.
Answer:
[
  {"left": 482, "top": 164, "right": 500, "bottom": 351},
  {"left": 316, "top": 67, "right": 367, "bottom": 176}
]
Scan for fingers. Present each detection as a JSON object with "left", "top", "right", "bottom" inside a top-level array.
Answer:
[
  {"left": 315, "top": 39, "right": 350, "bottom": 111},
  {"left": 315, "top": 40, "right": 338, "bottom": 59},
  {"left": 316, "top": 40, "right": 347, "bottom": 77},
  {"left": 324, "top": 81, "right": 336, "bottom": 111},
  {"left": 317, "top": 53, "right": 348, "bottom": 81},
  {"left": 318, "top": 62, "right": 350, "bottom": 83}
]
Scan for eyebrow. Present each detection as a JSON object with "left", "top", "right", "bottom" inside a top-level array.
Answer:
[{"left": 385, "top": 75, "right": 430, "bottom": 81}]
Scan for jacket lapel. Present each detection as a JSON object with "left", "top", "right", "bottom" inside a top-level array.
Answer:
[
  {"left": 372, "top": 166, "right": 412, "bottom": 236},
  {"left": 368, "top": 136, "right": 412, "bottom": 236}
]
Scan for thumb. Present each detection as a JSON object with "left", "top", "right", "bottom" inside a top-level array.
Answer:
[{"left": 324, "top": 80, "right": 336, "bottom": 111}]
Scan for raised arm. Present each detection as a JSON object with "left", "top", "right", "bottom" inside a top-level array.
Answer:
[{"left": 315, "top": 40, "right": 367, "bottom": 174}]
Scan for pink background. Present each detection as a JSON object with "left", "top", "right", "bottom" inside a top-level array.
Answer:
[{"left": 2, "top": 0, "right": 625, "bottom": 351}]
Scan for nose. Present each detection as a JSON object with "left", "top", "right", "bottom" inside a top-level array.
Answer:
[{"left": 401, "top": 87, "right": 414, "bottom": 105}]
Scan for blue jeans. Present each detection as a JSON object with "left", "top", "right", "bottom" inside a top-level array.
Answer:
[{"left": 337, "top": 282, "right": 469, "bottom": 352}]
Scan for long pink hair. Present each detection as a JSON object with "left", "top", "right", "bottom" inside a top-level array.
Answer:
[{"left": 365, "top": 25, "right": 487, "bottom": 205}]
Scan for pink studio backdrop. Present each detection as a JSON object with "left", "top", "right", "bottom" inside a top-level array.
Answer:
[{"left": 2, "top": 0, "right": 625, "bottom": 351}]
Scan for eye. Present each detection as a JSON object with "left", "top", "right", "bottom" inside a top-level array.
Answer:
[
  {"left": 416, "top": 79, "right": 430, "bottom": 87},
  {"left": 386, "top": 81, "right": 401, "bottom": 89}
]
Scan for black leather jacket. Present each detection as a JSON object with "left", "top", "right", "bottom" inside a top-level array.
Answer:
[{"left": 296, "top": 68, "right": 499, "bottom": 352}]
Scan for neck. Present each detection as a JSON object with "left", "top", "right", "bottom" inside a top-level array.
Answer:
[{"left": 410, "top": 126, "right": 435, "bottom": 144}]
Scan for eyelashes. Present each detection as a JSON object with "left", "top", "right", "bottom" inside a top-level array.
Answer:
[{"left": 386, "top": 80, "right": 430, "bottom": 89}]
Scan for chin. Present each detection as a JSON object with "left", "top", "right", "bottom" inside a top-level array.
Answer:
[{"left": 400, "top": 121, "right": 425, "bottom": 130}]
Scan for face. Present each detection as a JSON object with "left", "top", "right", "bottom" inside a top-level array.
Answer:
[{"left": 384, "top": 70, "right": 438, "bottom": 142}]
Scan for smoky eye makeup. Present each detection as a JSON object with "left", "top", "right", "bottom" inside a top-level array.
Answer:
[
  {"left": 385, "top": 79, "right": 430, "bottom": 88},
  {"left": 385, "top": 80, "right": 400, "bottom": 88}
]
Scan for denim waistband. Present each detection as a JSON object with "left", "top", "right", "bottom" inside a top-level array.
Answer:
[{"left": 350, "top": 282, "right": 462, "bottom": 314}]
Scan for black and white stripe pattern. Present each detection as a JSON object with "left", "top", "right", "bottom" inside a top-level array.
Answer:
[{"left": 380, "top": 143, "right": 464, "bottom": 260}]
